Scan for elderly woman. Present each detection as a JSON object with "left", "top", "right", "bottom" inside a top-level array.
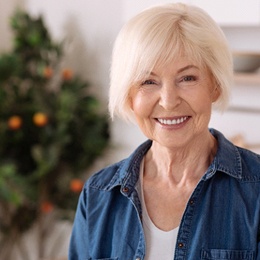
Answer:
[{"left": 69, "top": 3, "right": 260, "bottom": 260}]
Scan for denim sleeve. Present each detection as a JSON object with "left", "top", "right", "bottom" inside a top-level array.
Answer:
[
  {"left": 257, "top": 231, "right": 260, "bottom": 260},
  {"left": 68, "top": 189, "right": 88, "bottom": 260}
]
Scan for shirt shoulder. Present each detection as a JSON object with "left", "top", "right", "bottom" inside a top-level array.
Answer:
[
  {"left": 85, "top": 159, "right": 126, "bottom": 191},
  {"left": 210, "top": 128, "right": 260, "bottom": 181},
  {"left": 84, "top": 139, "right": 153, "bottom": 192},
  {"left": 236, "top": 146, "right": 260, "bottom": 181}
]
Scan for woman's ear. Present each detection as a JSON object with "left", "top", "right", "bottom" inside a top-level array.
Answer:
[
  {"left": 128, "top": 95, "right": 133, "bottom": 110},
  {"left": 128, "top": 87, "right": 135, "bottom": 110},
  {"left": 212, "top": 82, "right": 221, "bottom": 103}
]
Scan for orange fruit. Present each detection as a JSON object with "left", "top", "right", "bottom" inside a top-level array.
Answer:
[
  {"left": 62, "top": 69, "right": 73, "bottom": 81},
  {"left": 43, "top": 67, "right": 53, "bottom": 79},
  {"left": 70, "top": 179, "right": 84, "bottom": 193},
  {"left": 33, "top": 112, "right": 48, "bottom": 127},
  {"left": 40, "top": 201, "right": 54, "bottom": 213},
  {"left": 8, "top": 115, "right": 22, "bottom": 130}
]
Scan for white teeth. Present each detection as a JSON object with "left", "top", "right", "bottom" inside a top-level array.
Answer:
[{"left": 158, "top": 117, "right": 188, "bottom": 125}]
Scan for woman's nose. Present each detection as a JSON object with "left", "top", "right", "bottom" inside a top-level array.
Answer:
[{"left": 158, "top": 83, "right": 181, "bottom": 110}]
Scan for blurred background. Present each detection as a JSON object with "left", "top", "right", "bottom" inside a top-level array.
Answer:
[{"left": 0, "top": 0, "right": 260, "bottom": 259}]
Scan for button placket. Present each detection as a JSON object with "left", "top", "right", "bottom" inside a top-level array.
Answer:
[{"left": 175, "top": 180, "right": 204, "bottom": 258}]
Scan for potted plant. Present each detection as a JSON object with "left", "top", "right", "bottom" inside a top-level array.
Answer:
[{"left": 0, "top": 10, "right": 110, "bottom": 260}]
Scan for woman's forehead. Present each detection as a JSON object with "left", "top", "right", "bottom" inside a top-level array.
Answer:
[{"left": 150, "top": 52, "right": 205, "bottom": 72}]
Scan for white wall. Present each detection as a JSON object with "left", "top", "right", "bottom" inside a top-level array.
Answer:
[{"left": 0, "top": 0, "right": 26, "bottom": 52}]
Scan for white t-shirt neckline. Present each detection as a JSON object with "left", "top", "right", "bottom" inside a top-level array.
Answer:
[{"left": 136, "top": 159, "right": 179, "bottom": 260}]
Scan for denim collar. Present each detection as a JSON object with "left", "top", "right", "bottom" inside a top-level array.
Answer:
[
  {"left": 203, "top": 128, "right": 242, "bottom": 180},
  {"left": 107, "top": 128, "right": 243, "bottom": 194}
]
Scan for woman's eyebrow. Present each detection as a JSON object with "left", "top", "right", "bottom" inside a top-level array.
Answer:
[
  {"left": 146, "top": 65, "right": 199, "bottom": 77},
  {"left": 177, "top": 65, "right": 199, "bottom": 73}
]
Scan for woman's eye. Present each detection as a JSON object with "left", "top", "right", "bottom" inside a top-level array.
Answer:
[
  {"left": 141, "top": 79, "right": 156, "bottom": 85},
  {"left": 178, "top": 75, "right": 198, "bottom": 86},
  {"left": 182, "top": 75, "right": 195, "bottom": 82}
]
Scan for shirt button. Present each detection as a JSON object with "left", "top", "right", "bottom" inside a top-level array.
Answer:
[
  {"left": 178, "top": 242, "right": 184, "bottom": 248},
  {"left": 136, "top": 258, "right": 141, "bottom": 260},
  {"left": 122, "top": 187, "right": 129, "bottom": 192},
  {"left": 189, "top": 199, "right": 194, "bottom": 205}
]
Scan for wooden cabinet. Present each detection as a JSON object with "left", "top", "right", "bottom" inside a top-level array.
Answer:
[{"left": 234, "top": 72, "right": 260, "bottom": 86}]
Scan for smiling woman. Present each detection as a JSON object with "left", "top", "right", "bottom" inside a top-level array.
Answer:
[{"left": 69, "top": 3, "right": 260, "bottom": 260}]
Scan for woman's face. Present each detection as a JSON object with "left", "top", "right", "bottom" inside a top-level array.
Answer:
[{"left": 129, "top": 56, "right": 219, "bottom": 149}]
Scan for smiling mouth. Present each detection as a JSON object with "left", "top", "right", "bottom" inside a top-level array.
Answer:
[{"left": 157, "top": 116, "right": 189, "bottom": 125}]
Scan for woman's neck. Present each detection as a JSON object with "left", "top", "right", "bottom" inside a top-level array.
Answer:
[{"left": 144, "top": 133, "right": 217, "bottom": 185}]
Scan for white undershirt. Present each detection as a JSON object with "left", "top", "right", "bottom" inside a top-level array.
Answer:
[{"left": 136, "top": 160, "right": 179, "bottom": 260}]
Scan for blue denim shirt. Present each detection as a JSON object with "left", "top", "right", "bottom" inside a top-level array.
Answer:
[{"left": 69, "top": 129, "right": 260, "bottom": 260}]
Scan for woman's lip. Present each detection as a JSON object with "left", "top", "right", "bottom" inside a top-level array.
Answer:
[{"left": 156, "top": 116, "right": 190, "bottom": 126}]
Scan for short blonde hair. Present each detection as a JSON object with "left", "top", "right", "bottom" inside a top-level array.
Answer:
[{"left": 109, "top": 3, "right": 233, "bottom": 122}]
